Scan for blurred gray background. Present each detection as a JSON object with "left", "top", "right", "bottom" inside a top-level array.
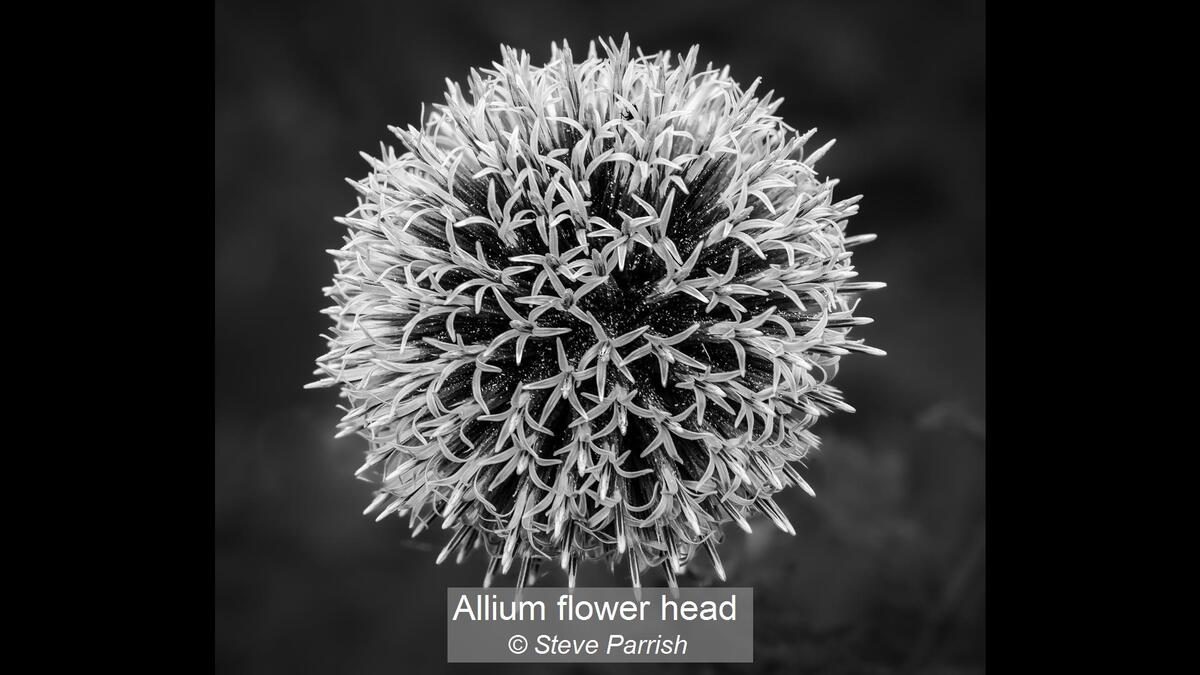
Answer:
[{"left": 215, "top": 0, "right": 985, "bottom": 672}]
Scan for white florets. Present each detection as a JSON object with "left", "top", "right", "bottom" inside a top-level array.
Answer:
[{"left": 310, "top": 35, "right": 884, "bottom": 588}]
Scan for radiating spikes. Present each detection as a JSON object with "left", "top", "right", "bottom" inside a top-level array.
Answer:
[
  {"left": 664, "top": 528, "right": 680, "bottom": 573},
  {"left": 442, "top": 485, "right": 465, "bottom": 518},
  {"left": 615, "top": 512, "right": 627, "bottom": 554},
  {"left": 719, "top": 501, "right": 752, "bottom": 534},
  {"left": 441, "top": 499, "right": 468, "bottom": 530},
  {"left": 516, "top": 554, "right": 532, "bottom": 594},
  {"left": 734, "top": 513, "right": 753, "bottom": 534},
  {"left": 805, "top": 138, "right": 837, "bottom": 167},
  {"left": 682, "top": 500, "right": 702, "bottom": 536},
  {"left": 362, "top": 493, "right": 388, "bottom": 516},
  {"left": 553, "top": 505, "right": 568, "bottom": 541},
  {"left": 568, "top": 552, "right": 579, "bottom": 589},
  {"left": 751, "top": 453, "right": 783, "bottom": 491},
  {"left": 795, "top": 473, "right": 816, "bottom": 498},
  {"left": 375, "top": 498, "right": 403, "bottom": 523},
  {"left": 783, "top": 462, "right": 816, "bottom": 497},
  {"left": 704, "top": 539, "right": 727, "bottom": 582},
  {"left": 313, "top": 35, "right": 882, "bottom": 589},
  {"left": 455, "top": 531, "right": 477, "bottom": 564},
  {"left": 662, "top": 561, "right": 679, "bottom": 596},
  {"left": 501, "top": 529, "right": 519, "bottom": 574},
  {"left": 759, "top": 497, "right": 796, "bottom": 536},
  {"left": 436, "top": 526, "right": 470, "bottom": 565},
  {"left": 483, "top": 557, "right": 501, "bottom": 588},
  {"left": 844, "top": 233, "right": 877, "bottom": 248}
]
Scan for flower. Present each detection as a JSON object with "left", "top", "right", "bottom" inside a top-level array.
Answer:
[{"left": 309, "top": 35, "right": 884, "bottom": 588}]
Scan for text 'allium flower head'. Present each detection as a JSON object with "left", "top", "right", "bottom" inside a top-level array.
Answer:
[{"left": 310, "top": 36, "right": 884, "bottom": 589}]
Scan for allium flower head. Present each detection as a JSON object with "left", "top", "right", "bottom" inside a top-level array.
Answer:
[{"left": 310, "top": 36, "right": 884, "bottom": 588}]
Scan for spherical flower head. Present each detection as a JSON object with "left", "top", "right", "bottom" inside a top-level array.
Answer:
[{"left": 310, "top": 35, "right": 884, "bottom": 589}]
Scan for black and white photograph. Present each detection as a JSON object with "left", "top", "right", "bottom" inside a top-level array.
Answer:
[{"left": 216, "top": 0, "right": 985, "bottom": 672}]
